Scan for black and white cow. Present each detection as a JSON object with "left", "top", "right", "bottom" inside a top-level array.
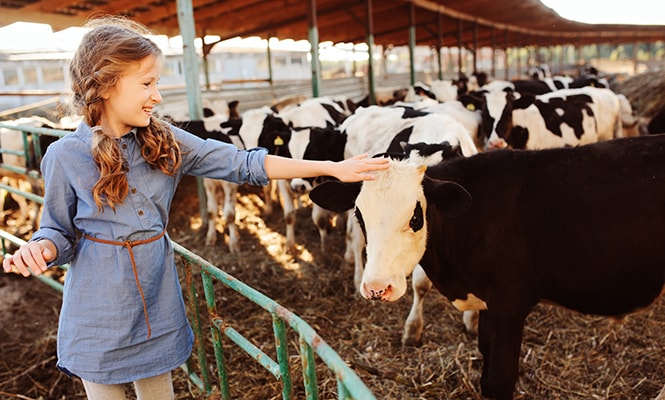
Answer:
[
  {"left": 406, "top": 80, "right": 460, "bottom": 103},
  {"left": 274, "top": 97, "right": 355, "bottom": 251},
  {"left": 172, "top": 104, "right": 292, "bottom": 253},
  {"left": 285, "top": 124, "right": 348, "bottom": 250},
  {"left": 465, "top": 86, "right": 622, "bottom": 150},
  {"left": 310, "top": 134, "right": 665, "bottom": 400},
  {"left": 278, "top": 96, "right": 350, "bottom": 128},
  {"left": 480, "top": 77, "right": 572, "bottom": 95},
  {"left": 157, "top": 98, "right": 238, "bottom": 121}
]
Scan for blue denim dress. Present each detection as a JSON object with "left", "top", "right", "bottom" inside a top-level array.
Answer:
[{"left": 30, "top": 122, "right": 268, "bottom": 384}]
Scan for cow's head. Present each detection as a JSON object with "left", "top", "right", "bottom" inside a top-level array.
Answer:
[
  {"left": 220, "top": 107, "right": 292, "bottom": 155},
  {"left": 466, "top": 89, "right": 536, "bottom": 150},
  {"left": 310, "top": 159, "right": 471, "bottom": 302}
]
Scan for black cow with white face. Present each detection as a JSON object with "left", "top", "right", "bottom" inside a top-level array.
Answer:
[{"left": 310, "top": 134, "right": 665, "bottom": 400}]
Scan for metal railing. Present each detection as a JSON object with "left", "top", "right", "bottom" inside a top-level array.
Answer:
[{"left": 0, "top": 122, "right": 376, "bottom": 399}]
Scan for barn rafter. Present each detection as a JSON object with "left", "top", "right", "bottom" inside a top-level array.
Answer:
[{"left": 1, "top": 0, "right": 663, "bottom": 48}]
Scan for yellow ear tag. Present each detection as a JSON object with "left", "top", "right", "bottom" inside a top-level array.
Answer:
[
  {"left": 274, "top": 136, "right": 284, "bottom": 146},
  {"left": 466, "top": 103, "right": 476, "bottom": 111}
]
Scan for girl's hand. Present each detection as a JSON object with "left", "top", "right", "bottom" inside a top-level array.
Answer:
[
  {"left": 332, "top": 153, "right": 390, "bottom": 182},
  {"left": 2, "top": 240, "right": 55, "bottom": 277}
]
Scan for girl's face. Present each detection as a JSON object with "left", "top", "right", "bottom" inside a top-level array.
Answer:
[{"left": 100, "top": 55, "right": 163, "bottom": 138}]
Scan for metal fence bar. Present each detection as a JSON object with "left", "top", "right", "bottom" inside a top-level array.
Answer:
[
  {"left": 272, "top": 314, "right": 295, "bottom": 398},
  {"left": 0, "top": 182, "right": 44, "bottom": 203},
  {"left": 0, "top": 123, "right": 70, "bottom": 138},
  {"left": 173, "top": 242, "right": 377, "bottom": 400},
  {"left": 300, "top": 333, "right": 319, "bottom": 400}
]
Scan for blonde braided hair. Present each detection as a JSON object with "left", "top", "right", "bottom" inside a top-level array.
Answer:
[{"left": 68, "top": 16, "right": 181, "bottom": 211}]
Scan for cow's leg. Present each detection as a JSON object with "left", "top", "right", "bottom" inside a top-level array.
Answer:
[
  {"left": 403, "top": 264, "right": 431, "bottom": 346},
  {"left": 478, "top": 309, "right": 527, "bottom": 400},
  {"left": 404, "top": 266, "right": 478, "bottom": 346},
  {"left": 204, "top": 179, "right": 221, "bottom": 246},
  {"left": 463, "top": 310, "right": 479, "bottom": 335},
  {"left": 0, "top": 181, "right": 6, "bottom": 218},
  {"left": 7, "top": 177, "right": 34, "bottom": 228},
  {"left": 311, "top": 204, "right": 334, "bottom": 250},
  {"left": 276, "top": 179, "right": 296, "bottom": 250},
  {"left": 262, "top": 181, "right": 276, "bottom": 215},
  {"left": 221, "top": 182, "right": 240, "bottom": 254}
]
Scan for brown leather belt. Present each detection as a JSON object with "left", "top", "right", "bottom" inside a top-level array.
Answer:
[{"left": 84, "top": 229, "right": 166, "bottom": 339}]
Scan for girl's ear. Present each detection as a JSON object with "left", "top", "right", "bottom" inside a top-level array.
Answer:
[{"left": 100, "top": 89, "right": 110, "bottom": 100}]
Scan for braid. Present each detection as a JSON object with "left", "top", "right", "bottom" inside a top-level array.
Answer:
[
  {"left": 91, "top": 129, "right": 129, "bottom": 211},
  {"left": 137, "top": 118, "right": 182, "bottom": 175}
]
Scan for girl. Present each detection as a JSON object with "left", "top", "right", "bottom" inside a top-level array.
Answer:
[{"left": 2, "top": 16, "right": 388, "bottom": 400}]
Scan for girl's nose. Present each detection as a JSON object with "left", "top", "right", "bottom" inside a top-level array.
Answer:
[{"left": 152, "top": 89, "right": 162, "bottom": 104}]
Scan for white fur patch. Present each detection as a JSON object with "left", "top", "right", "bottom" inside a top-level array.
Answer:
[{"left": 452, "top": 293, "right": 488, "bottom": 311}]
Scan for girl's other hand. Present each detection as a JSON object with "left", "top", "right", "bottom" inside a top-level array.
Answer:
[{"left": 2, "top": 240, "right": 55, "bottom": 277}]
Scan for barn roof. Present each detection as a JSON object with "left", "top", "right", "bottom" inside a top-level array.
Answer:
[{"left": 1, "top": 0, "right": 664, "bottom": 49}]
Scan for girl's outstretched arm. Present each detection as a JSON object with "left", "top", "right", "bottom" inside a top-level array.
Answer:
[{"left": 264, "top": 153, "right": 389, "bottom": 182}]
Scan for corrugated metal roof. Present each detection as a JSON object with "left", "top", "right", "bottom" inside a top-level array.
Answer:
[{"left": 1, "top": 0, "right": 663, "bottom": 48}]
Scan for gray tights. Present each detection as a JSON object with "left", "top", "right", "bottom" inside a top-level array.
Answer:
[{"left": 81, "top": 371, "right": 174, "bottom": 400}]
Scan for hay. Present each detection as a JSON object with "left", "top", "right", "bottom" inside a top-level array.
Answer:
[{"left": 614, "top": 71, "right": 665, "bottom": 119}]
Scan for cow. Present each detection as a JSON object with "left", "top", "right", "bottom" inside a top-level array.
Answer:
[
  {"left": 169, "top": 116, "right": 242, "bottom": 252},
  {"left": 343, "top": 105, "right": 478, "bottom": 162},
  {"left": 278, "top": 96, "right": 351, "bottom": 128},
  {"left": 157, "top": 97, "right": 238, "bottom": 121},
  {"left": 356, "top": 87, "right": 410, "bottom": 108},
  {"left": 309, "top": 134, "right": 665, "bottom": 400},
  {"left": 464, "top": 86, "right": 622, "bottom": 150},
  {"left": 406, "top": 80, "right": 460, "bottom": 103},
  {"left": 405, "top": 74, "right": 486, "bottom": 104},
  {"left": 285, "top": 124, "right": 348, "bottom": 250},
  {"left": 480, "top": 76, "right": 575, "bottom": 95},
  {"left": 390, "top": 97, "right": 483, "bottom": 150},
  {"left": 271, "top": 96, "right": 357, "bottom": 251},
  {"left": 421, "top": 100, "right": 483, "bottom": 150},
  {"left": 339, "top": 104, "right": 480, "bottom": 341},
  {"left": 172, "top": 104, "right": 293, "bottom": 253}
]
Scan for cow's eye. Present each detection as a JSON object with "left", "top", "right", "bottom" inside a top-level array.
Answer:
[{"left": 410, "top": 201, "right": 424, "bottom": 231}]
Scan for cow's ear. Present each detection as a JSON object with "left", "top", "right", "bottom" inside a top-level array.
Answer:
[
  {"left": 309, "top": 181, "right": 361, "bottom": 213},
  {"left": 425, "top": 179, "right": 472, "bottom": 217},
  {"left": 220, "top": 118, "right": 242, "bottom": 134},
  {"left": 513, "top": 93, "right": 536, "bottom": 109},
  {"left": 458, "top": 93, "right": 482, "bottom": 111}
]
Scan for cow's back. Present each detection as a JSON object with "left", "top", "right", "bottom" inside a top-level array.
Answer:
[{"left": 425, "top": 135, "right": 665, "bottom": 316}]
